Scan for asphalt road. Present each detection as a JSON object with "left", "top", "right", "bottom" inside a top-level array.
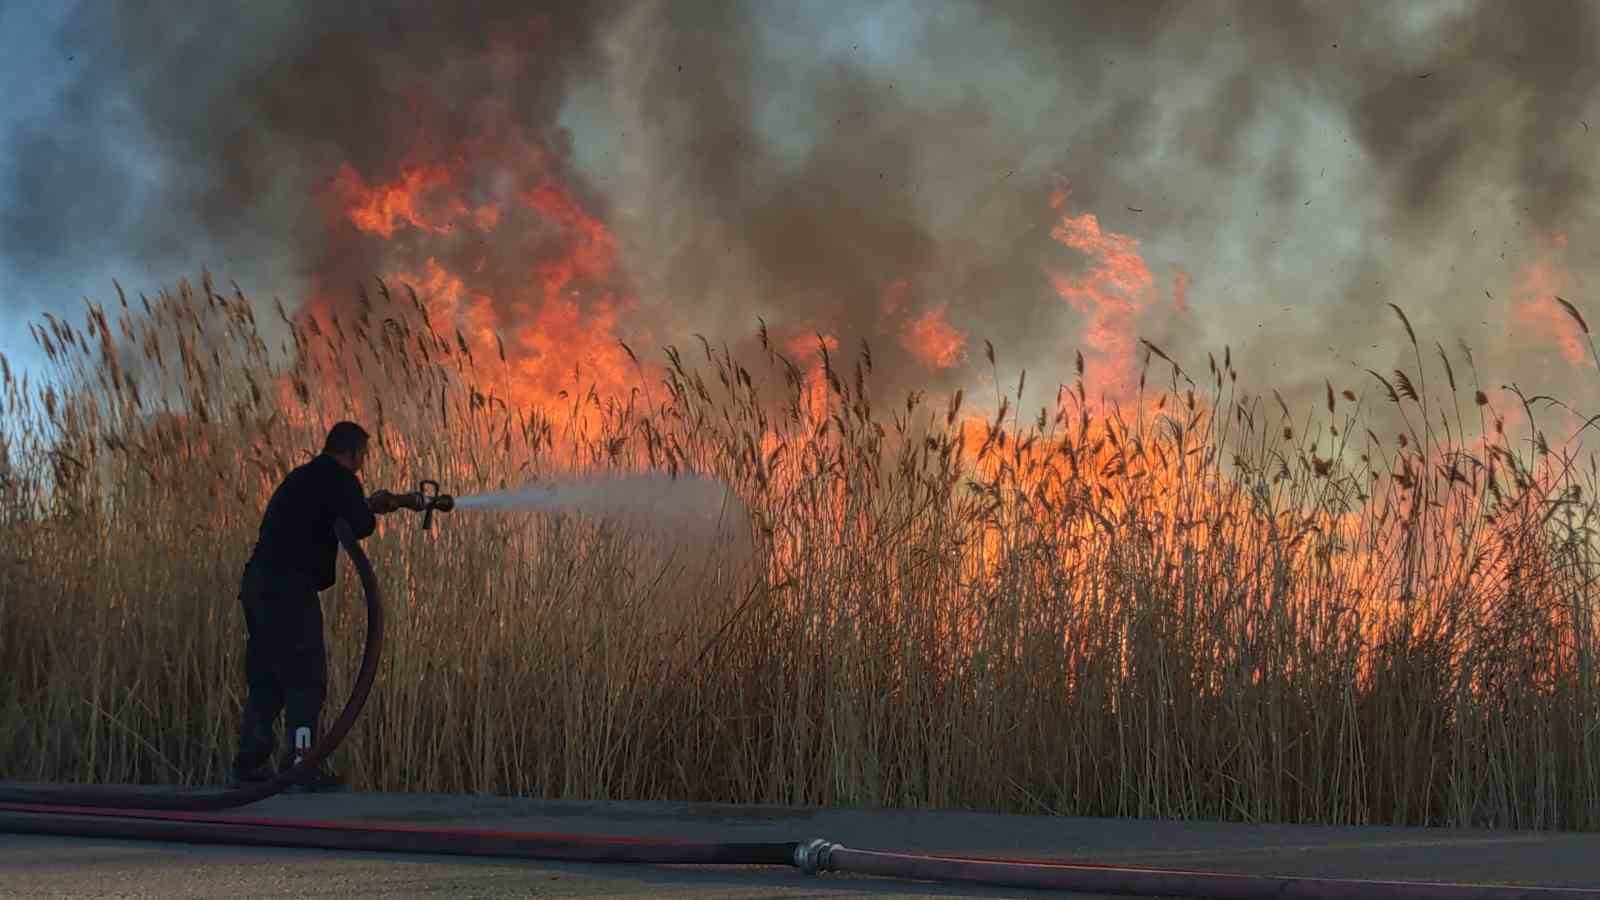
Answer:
[{"left": 4, "top": 788, "right": 1600, "bottom": 898}]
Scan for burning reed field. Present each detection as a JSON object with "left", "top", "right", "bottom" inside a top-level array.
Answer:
[{"left": 2, "top": 277, "right": 1600, "bottom": 831}]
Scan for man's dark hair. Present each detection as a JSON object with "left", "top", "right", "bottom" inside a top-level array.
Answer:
[{"left": 323, "top": 421, "right": 370, "bottom": 456}]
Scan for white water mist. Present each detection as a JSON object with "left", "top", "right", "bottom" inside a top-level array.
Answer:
[{"left": 455, "top": 471, "right": 752, "bottom": 555}]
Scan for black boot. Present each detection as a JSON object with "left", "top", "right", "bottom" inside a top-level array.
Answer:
[
  {"left": 285, "top": 766, "right": 347, "bottom": 793},
  {"left": 279, "top": 725, "right": 347, "bottom": 794},
  {"left": 229, "top": 761, "right": 275, "bottom": 788},
  {"left": 278, "top": 750, "right": 347, "bottom": 793}
]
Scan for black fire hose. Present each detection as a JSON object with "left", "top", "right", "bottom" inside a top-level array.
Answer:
[
  {"left": 2, "top": 521, "right": 1598, "bottom": 898},
  {"left": 792, "top": 841, "right": 1600, "bottom": 900},
  {"left": 0, "top": 809, "right": 1593, "bottom": 899}
]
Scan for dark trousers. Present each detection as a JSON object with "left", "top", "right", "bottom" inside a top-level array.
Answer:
[{"left": 231, "top": 562, "right": 327, "bottom": 771}]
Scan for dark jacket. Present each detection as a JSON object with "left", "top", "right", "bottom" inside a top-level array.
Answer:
[{"left": 247, "top": 453, "right": 377, "bottom": 590}]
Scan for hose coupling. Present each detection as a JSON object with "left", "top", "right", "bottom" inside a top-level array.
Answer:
[{"left": 794, "top": 838, "right": 837, "bottom": 875}]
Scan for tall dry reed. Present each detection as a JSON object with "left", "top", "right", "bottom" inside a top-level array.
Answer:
[{"left": 2, "top": 274, "right": 1598, "bottom": 830}]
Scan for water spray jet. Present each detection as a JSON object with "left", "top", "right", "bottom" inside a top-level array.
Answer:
[{"left": 450, "top": 471, "right": 752, "bottom": 555}]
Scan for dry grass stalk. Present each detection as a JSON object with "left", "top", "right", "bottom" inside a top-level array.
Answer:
[{"left": 0, "top": 280, "right": 1598, "bottom": 830}]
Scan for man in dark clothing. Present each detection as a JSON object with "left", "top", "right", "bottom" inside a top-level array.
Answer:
[{"left": 229, "top": 421, "right": 405, "bottom": 791}]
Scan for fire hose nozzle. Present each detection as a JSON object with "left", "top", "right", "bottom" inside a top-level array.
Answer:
[
  {"left": 416, "top": 479, "right": 454, "bottom": 531},
  {"left": 382, "top": 481, "right": 454, "bottom": 528}
]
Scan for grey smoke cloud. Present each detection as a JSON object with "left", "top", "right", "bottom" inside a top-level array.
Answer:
[{"left": 3, "top": 1, "right": 1596, "bottom": 418}]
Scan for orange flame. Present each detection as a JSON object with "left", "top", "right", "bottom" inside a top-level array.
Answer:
[
  {"left": 880, "top": 277, "right": 913, "bottom": 318},
  {"left": 325, "top": 146, "right": 646, "bottom": 421},
  {"left": 334, "top": 162, "right": 475, "bottom": 238},
  {"left": 521, "top": 183, "right": 619, "bottom": 298},
  {"left": 784, "top": 331, "right": 839, "bottom": 419},
  {"left": 1511, "top": 232, "right": 1585, "bottom": 367},
  {"left": 1045, "top": 188, "right": 1156, "bottom": 399},
  {"left": 902, "top": 304, "right": 967, "bottom": 370}
]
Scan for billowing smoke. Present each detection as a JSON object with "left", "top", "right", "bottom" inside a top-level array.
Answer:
[
  {"left": 2, "top": 2, "right": 616, "bottom": 322},
  {"left": 4, "top": 1, "right": 1597, "bottom": 417}
]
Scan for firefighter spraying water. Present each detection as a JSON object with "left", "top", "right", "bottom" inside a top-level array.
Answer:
[
  {"left": 228, "top": 422, "right": 743, "bottom": 792},
  {"left": 229, "top": 422, "right": 454, "bottom": 791}
]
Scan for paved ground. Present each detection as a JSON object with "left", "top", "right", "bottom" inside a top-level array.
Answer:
[{"left": 4, "top": 787, "right": 1600, "bottom": 898}]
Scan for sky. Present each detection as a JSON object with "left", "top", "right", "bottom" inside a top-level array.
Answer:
[
  {"left": 1, "top": 1, "right": 1597, "bottom": 426},
  {"left": 1, "top": 2, "right": 79, "bottom": 376}
]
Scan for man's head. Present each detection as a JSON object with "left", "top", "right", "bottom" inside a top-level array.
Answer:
[{"left": 323, "top": 421, "right": 370, "bottom": 473}]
